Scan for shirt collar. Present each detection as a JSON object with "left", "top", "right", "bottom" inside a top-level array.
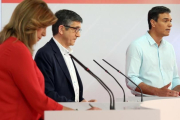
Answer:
[
  {"left": 53, "top": 37, "right": 73, "bottom": 55},
  {"left": 146, "top": 32, "right": 165, "bottom": 46}
]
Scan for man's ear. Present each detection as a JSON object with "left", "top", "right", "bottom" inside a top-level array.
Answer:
[
  {"left": 150, "top": 19, "right": 156, "bottom": 28},
  {"left": 58, "top": 25, "right": 64, "bottom": 35}
]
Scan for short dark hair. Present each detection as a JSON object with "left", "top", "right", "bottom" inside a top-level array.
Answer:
[
  {"left": 148, "top": 6, "right": 171, "bottom": 29},
  {"left": 52, "top": 9, "right": 83, "bottom": 36}
]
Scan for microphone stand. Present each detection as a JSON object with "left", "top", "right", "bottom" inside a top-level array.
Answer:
[
  {"left": 69, "top": 54, "right": 115, "bottom": 109},
  {"left": 93, "top": 60, "right": 126, "bottom": 102},
  {"left": 102, "top": 59, "right": 143, "bottom": 102}
]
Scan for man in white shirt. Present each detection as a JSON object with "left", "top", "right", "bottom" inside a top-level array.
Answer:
[{"left": 35, "top": 9, "right": 96, "bottom": 102}]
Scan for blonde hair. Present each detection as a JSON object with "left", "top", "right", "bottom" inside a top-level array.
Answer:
[{"left": 0, "top": 0, "right": 57, "bottom": 54}]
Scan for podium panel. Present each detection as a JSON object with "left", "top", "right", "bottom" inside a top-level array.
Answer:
[
  {"left": 45, "top": 102, "right": 160, "bottom": 120},
  {"left": 45, "top": 110, "right": 160, "bottom": 120},
  {"left": 141, "top": 98, "right": 180, "bottom": 120}
]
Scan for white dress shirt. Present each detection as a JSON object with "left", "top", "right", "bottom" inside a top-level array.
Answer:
[{"left": 53, "top": 37, "right": 79, "bottom": 102}]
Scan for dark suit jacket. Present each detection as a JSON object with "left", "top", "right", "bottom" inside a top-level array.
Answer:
[{"left": 35, "top": 38, "right": 84, "bottom": 102}]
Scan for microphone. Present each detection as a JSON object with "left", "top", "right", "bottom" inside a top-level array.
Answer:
[
  {"left": 69, "top": 54, "right": 115, "bottom": 110},
  {"left": 102, "top": 59, "right": 143, "bottom": 102},
  {"left": 93, "top": 60, "right": 126, "bottom": 102}
]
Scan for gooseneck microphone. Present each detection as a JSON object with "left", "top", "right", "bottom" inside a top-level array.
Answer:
[
  {"left": 102, "top": 59, "right": 143, "bottom": 102},
  {"left": 93, "top": 60, "right": 126, "bottom": 102},
  {"left": 69, "top": 54, "right": 115, "bottom": 110}
]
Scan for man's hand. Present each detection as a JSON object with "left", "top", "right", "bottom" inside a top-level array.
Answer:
[
  {"left": 172, "top": 85, "right": 180, "bottom": 92},
  {"left": 155, "top": 83, "right": 179, "bottom": 97},
  {"left": 88, "top": 99, "right": 97, "bottom": 102},
  {"left": 81, "top": 99, "right": 88, "bottom": 102}
]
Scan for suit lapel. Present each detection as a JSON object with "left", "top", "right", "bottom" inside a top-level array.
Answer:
[{"left": 49, "top": 38, "right": 73, "bottom": 87}]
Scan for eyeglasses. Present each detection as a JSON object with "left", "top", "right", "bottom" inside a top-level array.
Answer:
[{"left": 64, "top": 25, "right": 82, "bottom": 33}]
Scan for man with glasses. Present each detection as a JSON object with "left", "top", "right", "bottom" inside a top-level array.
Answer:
[{"left": 35, "top": 9, "right": 96, "bottom": 102}]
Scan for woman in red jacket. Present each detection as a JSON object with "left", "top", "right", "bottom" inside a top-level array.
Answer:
[{"left": 0, "top": 0, "right": 79, "bottom": 119}]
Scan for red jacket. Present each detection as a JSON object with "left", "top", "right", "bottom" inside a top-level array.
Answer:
[{"left": 0, "top": 37, "right": 63, "bottom": 120}]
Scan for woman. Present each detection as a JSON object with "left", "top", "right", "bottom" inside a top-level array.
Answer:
[{"left": 0, "top": 0, "right": 77, "bottom": 119}]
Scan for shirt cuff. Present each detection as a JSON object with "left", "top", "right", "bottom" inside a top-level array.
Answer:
[
  {"left": 55, "top": 103, "right": 63, "bottom": 110},
  {"left": 172, "top": 78, "right": 180, "bottom": 89},
  {"left": 126, "top": 76, "right": 143, "bottom": 91}
]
